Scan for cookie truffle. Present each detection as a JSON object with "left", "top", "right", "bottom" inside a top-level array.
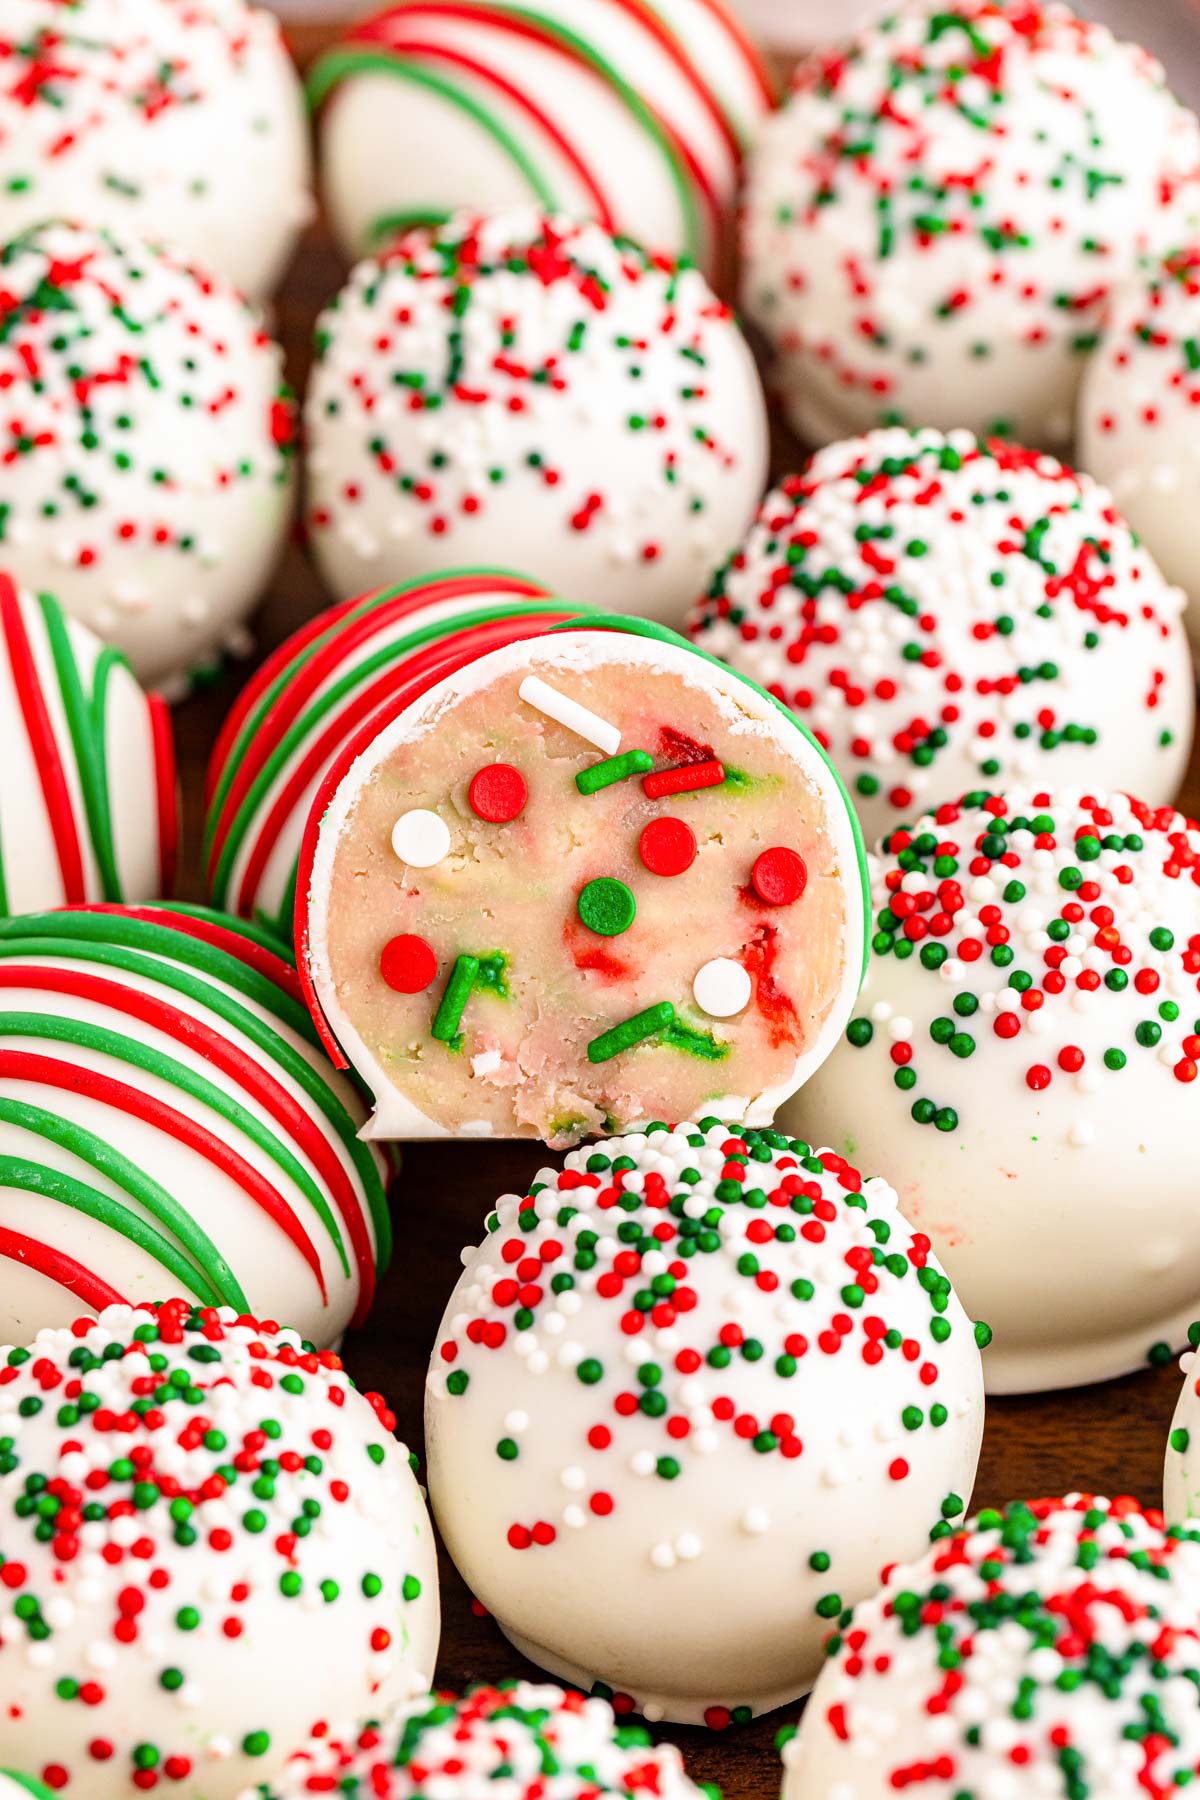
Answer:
[
  {"left": 0, "top": 574, "right": 177, "bottom": 912},
  {"left": 206, "top": 570, "right": 563, "bottom": 937},
  {"left": 790, "top": 787, "right": 1200, "bottom": 1394},
  {"left": 743, "top": 0, "right": 1200, "bottom": 450},
  {"left": 689, "top": 428, "right": 1194, "bottom": 845},
  {"left": 0, "top": 1301, "right": 440, "bottom": 1799},
  {"left": 1079, "top": 247, "right": 1200, "bottom": 650},
  {"left": 0, "top": 220, "right": 295, "bottom": 693},
  {"left": 256, "top": 1682, "right": 708, "bottom": 1799},
  {"left": 308, "top": 0, "right": 775, "bottom": 275},
  {"left": 0, "top": 904, "right": 388, "bottom": 1346},
  {"left": 304, "top": 210, "right": 767, "bottom": 620},
  {"left": 426, "top": 1121, "right": 986, "bottom": 1724},
  {"left": 0, "top": 0, "right": 310, "bottom": 298},
  {"left": 301, "top": 612, "right": 867, "bottom": 1146},
  {"left": 782, "top": 1494, "right": 1200, "bottom": 1799},
  {"left": 1166, "top": 1324, "right": 1200, "bottom": 1522}
]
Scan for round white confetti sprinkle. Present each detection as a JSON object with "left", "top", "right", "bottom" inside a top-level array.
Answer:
[
  {"left": 390, "top": 808, "right": 451, "bottom": 867},
  {"left": 692, "top": 957, "right": 752, "bottom": 1018}
]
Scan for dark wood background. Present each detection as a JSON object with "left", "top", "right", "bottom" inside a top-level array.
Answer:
[{"left": 167, "top": 23, "right": 1200, "bottom": 1794}]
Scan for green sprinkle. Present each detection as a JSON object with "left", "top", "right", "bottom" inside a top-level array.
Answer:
[
  {"left": 577, "top": 877, "right": 637, "bottom": 938},
  {"left": 588, "top": 1002, "right": 675, "bottom": 1064},
  {"left": 431, "top": 954, "right": 478, "bottom": 1042},
  {"left": 576, "top": 749, "right": 654, "bottom": 794}
]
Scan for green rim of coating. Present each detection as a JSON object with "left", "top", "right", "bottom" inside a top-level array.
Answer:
[{"left": 547, "top": 613, "right": 871, "bottom": 984}]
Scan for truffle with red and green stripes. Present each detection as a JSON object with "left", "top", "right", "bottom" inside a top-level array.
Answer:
[
  {"left": 689, "top": 427, "right": 1195, "bottom": 846},
  {"left": 250, "top": 1681, "right": 715, "bottom": 1799},
  {"left": 0, "top": 220, "right": 296, "bottom": 695},
  {"left": 780, "top": 1494, "right": 1200, "bottom": 1800},
  {"left": 303, "top": 210, "right": 767, "bottom": 621},
  {"left": 300, "top": 610, "right": 868, "bottom": 1145},
  {"left": 425, "top": 1119, "right": 988, "bottom": 1724},
  {"left": 0, "top": 574, "right": 177, "bottom": 914},
  {"left": 307, "top": 0, "right": 775, "bottom": 274},
  {"left": 204, "top": 569, "right": 570, "bottom": 937},
  {"left": 794, "top": 786, "right": 1200, "bottom": 1395},
  {"left": 743, "top": 0, "right": 1200, "bottom": 451},
  {"left": 0, "top": 903, "right": 389, "bottom": 1346},
  {"left": 0, "top": 0, "right": 311, "bottom": 298},
  {"left": 0, "top": 1301, "right": 439, "bottom": 1800}
]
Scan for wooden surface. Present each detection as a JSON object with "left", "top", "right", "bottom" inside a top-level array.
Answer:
[{"left": 167, "top": 28, "right": 1200, "bottom": 1795}]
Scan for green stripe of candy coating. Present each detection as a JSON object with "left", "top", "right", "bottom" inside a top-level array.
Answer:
[
  {"left": 0, "top": 913, "right": 392, "bottom": 1270},
  {"left": 575, "top": 748, "right": 654, "bottom": 794},
  {"left": 0, "top": 1151, "right": 224, "bottom": 1307},
  {"left": 369, "top": 208, "right": 452, "bottom": 246},
  {"left": 0, "top": 1010, "right": 351, "bottom": 1278},
  {"left": 0, "top": 805, "right": 8, "bottom": 915},
  {"left": 0, "top": 908, "right": 315, "bottom": 1042},
  {"left": 0, "top": 1093, "right": 248, "bottom": 1310},
  {"left": 1, "top": 1773, "right": 56, "bottom": 1798},
  {"left": 90, "top": 645, "right": 146, "bottom": 898},
  {"left": 209, "top": 598, "right": 568, "bottom": 910},
  {"left": 0, "top": 937, "right": 370, "bottom": 1277},
  {"left": 432, "top": 956, "right": 479, "bottom": 1042},
  {"left": 588, "top": 1000, "right": 676, "bottom": 1063},
  {"left": 306, "top": 53, "right": 560, "bottom": 213},
  {"left": 547, "top": 614, "right": 871, "bottom": 986},
  {"left": 37, "top": 590, "right": 124, "bottom": 902},
  {"left": 153, "top": 899, "right": 296, "bottom": 961}
]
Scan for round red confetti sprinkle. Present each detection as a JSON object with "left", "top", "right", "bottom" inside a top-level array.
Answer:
[
  {"left": 468, "top": 762, "right": 528, "bottom": 823},
  {"left": 638, "top": 815, "right": 697, "bottom": 877},
  {"left": 379, "top": 934, "right": 438, "bottom": 995},
  {"left": 751, "top": 846, "right": 807, "bottom": 906}
]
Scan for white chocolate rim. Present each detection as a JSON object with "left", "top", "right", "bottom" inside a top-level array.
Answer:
[{"left": 306, "top": 626, "right": 867, "bottom": 1139}]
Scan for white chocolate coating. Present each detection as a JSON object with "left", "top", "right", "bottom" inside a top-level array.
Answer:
[
  {"left": 743, "top": 0, "right": 1200, "bottom": 450},
  {"left": 690, "top": 428, "right": 1195, "bottom": 845},
  {"left": 304, "top": 621, "right": 868, "bottom": 1144},
  {"left": 0, "top": 905, "right": 388, "bottom": 1348},
  {"left": 1079, "top": 247, "right": 1200, "bottom": 652},
  {"left": 0, "top": 576, "right": 176, "bottom": 913},
  {"left": 1166, "top": 1336, "right": 1200, "bottom": 1522},
  {"left": 252, "top": 1681, "right": 707, "bottom": 1799},
  {"left": 310, "top": 0, "right": 774, "bottom": 274},
  {"left": 0, "top": 1304, "right": 439, "bottom": 1799},
  {"left": 426, "top": 1121, "right": 985, "bottom": 1724},
  {"left": 789, "top": 787, "right": 1200, "bottom": 1394},
  {"left": 0, "top": 0, "right": 311, "bottom": 298},
  {"left": 782, "top": 1495, "right": 1200, "bottom": 1800},
  {"left": 0, "top": 221, "right": 294, "bottom": 694},
  {"left": 304, "top": 211, "right": 768, "bottom": 622}
]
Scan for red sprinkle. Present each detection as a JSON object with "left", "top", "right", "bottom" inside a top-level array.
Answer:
[
  {"left": 468, "top": 762, "right": 528, "bottom": 824},
  {"left": 642, "top": 758, "right": 725, "bottom": 800},
  {"left": 379, "top": 934, "right": 438, "bottom": 995},
  {"left": 638, "top": 816, "right": 697, "bottom": 877},
  {"left": 751, "top": 847, "right": 808, "bottom": 907}
]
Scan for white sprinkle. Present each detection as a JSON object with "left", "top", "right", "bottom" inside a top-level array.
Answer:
[
  {"left": 390, "top": 808, "right": 451, "bottom": 867},
  {"left": 518, "top": 675, "right": 621, "bottom": 754},
  {"left": 741, "top": 1507, "right": 770, "bottom": 1535},
  {"left": 650, "top": 1542, "right": 677, "bottom": 1570},
  {"left": 692, "top": 957, "right": 752, "bottom": 1018}
]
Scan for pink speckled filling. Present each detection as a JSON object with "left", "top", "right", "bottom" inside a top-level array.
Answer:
[{"left": 322, "top": 655, "right": 851, "bottom": 1144}]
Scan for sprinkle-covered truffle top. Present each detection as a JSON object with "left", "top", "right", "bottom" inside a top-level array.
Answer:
[
  {"left": 689, "top": 428, "right": 1191, "bottom": 833},
  {"left": 0, "top": 0, "right": 309, "bottom": 293},
  {"left": 0, "top": 221, "right": 292, "bottom": 635},
  {"left": 1087, "top": 246, "right": 1200, "bottom": 422},
  {"left": 784, "top": 1494, "right": 1200, "bottom": 1797},
  {"left": 256, "top": 1681, "right": 711, "bottom": 1799},
  {"left": 0, "top": 1300, "right": 433, "bottom": 1794},
  {"left": 841, "top": 787, "right": 1200, "bottom": 1135},
  {"left": 306, "top": 209, "right": 753, "bottom": 569},
  {"left": 430, "top": 1120, "right": 987, "bottom": 1638}
]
